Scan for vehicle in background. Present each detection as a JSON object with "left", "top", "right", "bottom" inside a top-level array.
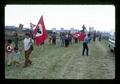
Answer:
[{"left": 108, "top": 31, "right": 115, "bottom": 52}]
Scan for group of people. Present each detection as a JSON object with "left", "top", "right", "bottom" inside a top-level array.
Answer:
[
  {"left": 60, "top": 32, "right": 73, "bottom": 47},
  {"left": 92, "top": 31, "right": 102, "bottom": 42},
  {"left": 5, "top": 39, "right": 20, "bottom": 66},
  {"left": 48, "top": 31, "right": 102, "bottom": 56},
  {"left": 48, "top": 31, "right": 93, "bottom": 56},
  {"left": 48, "top": 31, "right": 92, "bottom": 56},
  {"left": 5, "top": 32, "right": 34, "bottom": 67},
  {"left": 49, "top": 32, "right": 77, "bottom": 47},
  {"left": 5, "top": 30, "right": 102, "bottom": 68}
]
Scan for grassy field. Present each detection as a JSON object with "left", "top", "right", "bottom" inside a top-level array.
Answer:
[{"left": 5, "top": 38, "right": 115, "bottom": 79}]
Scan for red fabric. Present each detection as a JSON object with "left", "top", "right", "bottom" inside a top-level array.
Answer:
[
  {"left": 73, "top": 32, "right": 85, "bottom": 41},
  {"left": 73, "top": 33, "right": 79, "bottom": 39},
  {"left": 33, "top": 16, "right": 47, "bottom": 46},
  {"left": 5, "top": 44, "right": 13, "bottom": 53},
  {"left": 79, "top": 32, "right": 85, "bottom": 41}
]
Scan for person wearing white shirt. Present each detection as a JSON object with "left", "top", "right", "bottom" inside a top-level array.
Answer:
[{"left": 23, "top": 33, "right": 32, "bottom": 67}]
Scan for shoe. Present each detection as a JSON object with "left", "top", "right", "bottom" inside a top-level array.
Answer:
[
  {"left": 7, "top": 63, "right": 12, "bottom": 66},
  {"left": 23, "top": 64, "right": 28, "bottom": 68},
  {"left": 23, "top": 65, "right": 27, "bottom": 68},
  {"left": 7, "top": 64, "right": 12, "bottom": 66},
  {"left": 29, "top": 61, "right": 32, "bottom": 65}
]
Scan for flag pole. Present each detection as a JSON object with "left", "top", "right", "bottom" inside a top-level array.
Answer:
[{"left": 30, "top": 23, "right": 34, "bottom": 40}]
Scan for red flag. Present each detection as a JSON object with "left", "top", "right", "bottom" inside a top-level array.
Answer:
[
  {"left": 73, "top": 32, "right": 85, "bottom": 41},
  {"left": 73, "top": 32, "right": 80, "bottom": 39},
  {"left": 79, "top": 32, "right": 85, "bottom": 41},
  {"left": 33, "top": 16, "right": 47, "bottom": 46}
]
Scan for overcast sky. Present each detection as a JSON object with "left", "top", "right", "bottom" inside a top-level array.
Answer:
[{"left": 5, "top": 5, "right": 115, "bottom": 32}]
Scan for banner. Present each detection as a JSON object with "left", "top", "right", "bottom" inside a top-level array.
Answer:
[
  {"left": 73, "top": 32, "right": 85, "bottom": 41},
  {"left": 33, "top": 16, "right": 47, "bottom": 46}
]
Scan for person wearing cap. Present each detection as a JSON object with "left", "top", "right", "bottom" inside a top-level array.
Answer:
[{"left": 51, "top": 32, "right": 57, "bottom": 45}]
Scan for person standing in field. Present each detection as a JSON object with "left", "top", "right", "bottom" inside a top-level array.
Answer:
[
  {"left": 13, "top": 47, "right": 21, "bottom": 66},
  {"left": 99, "top": 33, "right": 102, "bottom": 41},
  {"left": 93, "top": 31, "right": 96, "bottom": 42},
  {"left": 82, "top": 33, "right": 91, "bottom": 56},
  {"left": 65, "top": 33, "right": 69, "bottom": 47},
  {"left": 49, "top": 33, "right": 52, "bottom": 44},
  {"left": 68, "top": 32, "right": 72, "bottom": 44},
  {"left": 5, "top": 39, "right": 14, "bottom": 66},
  {"left": 13, "top": 32, "right": 19, "bottom": 49},
  {"left": 74, "top": 36, "right": 78, "bottom": 43},
  {"left": 23, "top": 33, "right": 33, "bottom": 67},
  {"left": 60, "top": 32, "right": 65, "bottom": 47},
  {"left": 52, "top": 32, "right": 56, "bottom": 45}
]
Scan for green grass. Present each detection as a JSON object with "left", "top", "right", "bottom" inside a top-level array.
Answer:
[{"left": 5, "top": 38, "right": 115, "bottom": 79}]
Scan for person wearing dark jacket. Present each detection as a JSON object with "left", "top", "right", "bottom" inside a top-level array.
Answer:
[
  {"left": 68, "top": 33, "right": 72, "bottom": 44},
  {"left": 93, "top": 32, "right": 96, "bottom": 42},
  {"left": 60, "top": 32, "right": 65, "bottom": 47},
  {"left": 65, "top": 34, "right": 69, "bottom": 47},
  {"left": 52, "top": 32, "right": 56, "bottom": 45},
  {"left": 99, "top": 33, "right": 102, "bottom": 41}
]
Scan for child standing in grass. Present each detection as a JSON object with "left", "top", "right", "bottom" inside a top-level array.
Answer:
[
  {"left": 5, "top": 39, "right": 14, "bottom": 66},
  {"left": 13, "top": 47, "right": 21, "bottom": 66}
]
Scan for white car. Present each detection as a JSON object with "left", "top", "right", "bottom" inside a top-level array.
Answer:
[{"left": 108, "top": 32, "right": 115, "bottom": 52}]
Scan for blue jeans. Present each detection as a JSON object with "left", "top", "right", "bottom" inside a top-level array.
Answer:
[
  {"left": 82, "top": 43, "right": 89, "bottom": 56},
  {"left": 61, "top": 39, "right": 65, "bottom": 47}
]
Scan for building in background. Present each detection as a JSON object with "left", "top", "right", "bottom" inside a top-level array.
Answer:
[
  {"left": 61, "top": 28, "right": 64, "bottom": 33},
  {"left": 52, "top": 28, "right": 56, "bottom": 33}
]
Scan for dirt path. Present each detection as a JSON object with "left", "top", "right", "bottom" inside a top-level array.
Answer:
[{"left": 56, "top": 40, "right": 115, "bottom": 79}]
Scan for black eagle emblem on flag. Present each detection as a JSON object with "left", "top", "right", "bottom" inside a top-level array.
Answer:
[
  {"left": 36, "top": 24, "right": 43, "bottom": 37},
  {"left": 37, "top": 26, "right": 42, "bottom": 34}
]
